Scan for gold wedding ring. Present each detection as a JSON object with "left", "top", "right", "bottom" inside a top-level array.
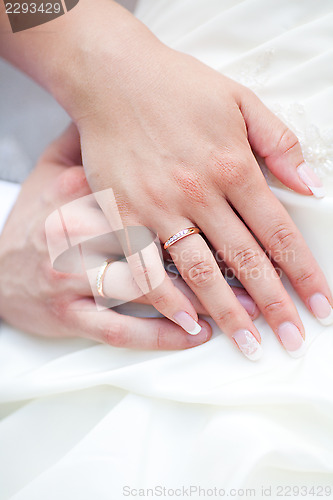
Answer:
[
  {"left": 96, "top": 258, "right": 114, "bottom": 298},
  {"left": 163, "top": 227, "right": 200, "bottom": 250}
]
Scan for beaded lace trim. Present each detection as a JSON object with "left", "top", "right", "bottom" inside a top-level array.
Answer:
[{"left": 225, "top": 48, "right": 333, "bottom": 183}]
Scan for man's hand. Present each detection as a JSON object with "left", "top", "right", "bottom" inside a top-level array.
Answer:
[{"left": 0, "top": 125, "right": 259, "bottom": 350}]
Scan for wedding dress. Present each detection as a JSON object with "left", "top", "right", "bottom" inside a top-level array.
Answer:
[{"left": 1, "top": 1, "right": 333, "bottom": 498}]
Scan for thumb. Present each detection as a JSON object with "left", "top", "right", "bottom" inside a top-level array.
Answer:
[{"left": 238, "top": 88, "right": 325, "bottom": 198}]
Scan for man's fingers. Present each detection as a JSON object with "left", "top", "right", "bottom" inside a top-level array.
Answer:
[
  {"left": 45, "top": 166, "right": 92, "bottom": 208},
  {"left": 69, "top": 298, "right": 212, "bottom": 350},
  {"left": 77, "top": 260, "right": 260, "bottom": 319},
  {"left": 124, "top": 235, "right": 204, "bottom": 335},
  {"left": 239, "top": 88, "right": 325, "bottom": 198}
]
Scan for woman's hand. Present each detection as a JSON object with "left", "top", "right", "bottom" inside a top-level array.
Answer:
[
  {"left": 75, "top": 39, "right": 331, "bottom": 359},
  {"left": 0, "top": 125, "right": 260, "bottom": 350}
]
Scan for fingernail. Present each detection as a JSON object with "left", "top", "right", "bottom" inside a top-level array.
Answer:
[
  {"left": 309, "top": 293, "right": 333, "bottom": 326},
  {"left": 237, "top": 295, "right": 257, "bottom": 316},
  {"left": 232, "top": 329, "right": 263, "bottom": 361},
  {"left": 297, "top": 163, "right": 326, "bottom": 198},
  {"left": 277, "top": 322, "right": 306, "bottom": 358},
  {"left": 188, "top": 324, "right": 210, "bottom": 344},
  {"left": 173, "top": 311, "right": 202, "bottom": 335}
]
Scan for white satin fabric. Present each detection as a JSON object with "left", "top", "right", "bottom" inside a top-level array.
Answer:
[
  {"left": 1, "top": 1, "right": 333, "bottom": 498},
  {"left": 0, "top": 181, "right": 21, "bottom": 234}
]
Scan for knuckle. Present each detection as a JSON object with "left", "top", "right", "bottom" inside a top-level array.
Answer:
[
  {"left": 213, "top": 308, "right": 236, "bottom": 325},
  {"left": 150, "top": 292, "right": 169, "bottom": 310},
  {"left": 61, "top": 213, "right": 89, "bottom": 240},
  {"left": 100, "top": 322, "right": 127, "bottom": 347},
  {"left": 130, "top": 255, "right": 146, "bottom": 275},
  {"left": 131, "top": 260, "right": 149, "bottom": 279},
  {"left": 276, "top": 127, "right": 299, "bottom": 155},
  {"left": 185, "top": 259, "right": 216, "bottom": 288},
  {"left": 129, "top": 255, "right": 167, "bottom": 296},
  {"left": 56, "top": 167, "right": 89, "bottom": 198},
  {"left": 212, "top": 152, "right": 247, "bottom": 186},
  {"left": 130, "top": 262, "right": 160, "bottom": 295},
  {"left": 172, "top": 169, "right": 209, "bottom": 207},
  {"left": 294, "top": 269, "right": 316, "bottom": 287},
  {"left": 233, "top": 247, "right": 262, "bottom": 274},
  {"left": 225, "top": 168, "right": 247, "bottom": 189},
  {"left": 211, "top": 151, "right": 261, "bottom": 194},
  {"left": 45, "top": 210, "right": 87, "bottom": 250},
  {"left": 48, "top": 296, "right": 71, "bottom": 321},
  {"left": 156, "top": 323, "right": 170, "bottom": 349},
  {"left": 262, "top": 298, "right": 288, "bottom": 316},
  {"left": 267, "top": 224, "right": 296, "bottom": 253}
]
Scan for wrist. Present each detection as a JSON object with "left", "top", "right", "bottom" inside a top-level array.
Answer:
[
  {"left": 47, "top": 1, "right": 164, "bottom": 122},
  {"left": 0, "top": 0, "right": 163, "bottom": 121}
]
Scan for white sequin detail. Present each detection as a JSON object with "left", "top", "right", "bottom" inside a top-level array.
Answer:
[{"left": 238, "top": 330, "right": 260, "bottom": 357}]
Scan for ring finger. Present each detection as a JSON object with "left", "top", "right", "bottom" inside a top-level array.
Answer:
[{"left": 158, "top": 223, "right": 263, "bottom": 361}]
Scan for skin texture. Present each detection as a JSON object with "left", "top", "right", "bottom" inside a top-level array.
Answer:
[
  {"left": 0, "top": 125, "right": 261, "bottom": 351},
  {"left": 76, "top": 46, "right": 331, "bottom": 350},
  {"left": 0, "top": 0, "right": 331, "bottom": 356}
]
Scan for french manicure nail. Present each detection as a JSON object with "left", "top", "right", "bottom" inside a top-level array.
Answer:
[
  {"left": 237, "top": 295, "right": 257, "bottom": 316},
  {"left": 297, "top": 163, "right": 326, "bottom": 198},
  {"left": 232, "top": 329, "right": 263, "bottom": 361},
  {"left": 173, "top": 311, "right": 201, "bottom": 335},
  {"left": 309, "top": 293, "right": 333, "bottom": 326},
  {"left": 277, "top": 322, "right": 306, "bottom": 358},
  {"left": 188, "top": 325, "right": 209, "bottom": 344}
]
